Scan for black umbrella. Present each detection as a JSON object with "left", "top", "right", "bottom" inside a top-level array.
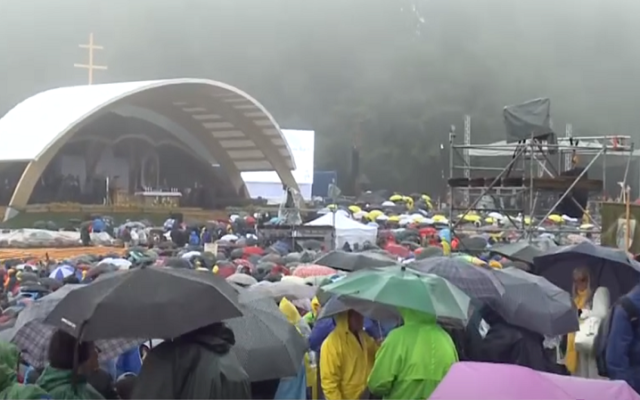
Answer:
[
  {"left": 163, "top": 257, "right": 192, "bottom": 269},
  {"left": 17, "top": 272, "right": 39, "bottom": 283},
  {"left": 44, "top": 267, "right": 243, "bottom": 341},
  {"left": 457, "top": 236, "right": 488, "bottom": 253},
  {"left": 491, "top": 239, "right": 557, "bottom": 264},
  {"left": 314, "top": 250, "right": 396, "bottom": 272},
  {"left": 3, "top": 284, "right": 142, "bottom": 368},
  {"left": 501, "top": 260, "right": 531, "bottom": 272},
  {"left": 248, "top": 281, "right": 316, "bottom": 301},
  {"left": 38, "top": 277, "right": 63, "bottom": 291},
  {"left": 533, "top": 241, "right": 640, "bottom": 302},
  {"left": 300, "top": 240, "right": 323, "bottom": 251},
  {"left": 261, "top": 253, "right": 283, "bottom": 264},
  {"left": 412, "top": 256, "right": 505, "bottom": 301},
  {"left": 86, "top": 263, "right": 120, "bottom": 279},
  {"left": 487, "top": 267, "right": 579, "bottom": 336},
  {"left": 415, "top": 246, "right": 444, "bottom": 260},
  {"left": 226, "top": 290, "right": 308, "bottom": 381},
  {"left": 19, "top": 284, "right": 51, "bottom": 295}
]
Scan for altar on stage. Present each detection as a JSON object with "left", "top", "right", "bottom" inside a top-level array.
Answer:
[{"left": 134, "top": 190, "right": 182, "bottom": 207}]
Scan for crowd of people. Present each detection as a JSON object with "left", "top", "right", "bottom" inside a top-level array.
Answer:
[
  {"left": 0, "top": 236, "right": 636, "bottom": 399},
  {"left": 0, "top": 191, "right": 635, "bottom": 399}
]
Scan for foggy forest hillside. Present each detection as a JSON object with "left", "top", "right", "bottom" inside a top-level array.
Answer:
[{"left": 1, "top": 0, "right": 639, "bottom": 191}]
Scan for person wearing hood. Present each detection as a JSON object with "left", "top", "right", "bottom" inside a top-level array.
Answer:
[
  {"left": 91, "top": 217, "right": 105, "bottom": 234},
  {"left": 0, "top": 342, "right": 51, "bottom": 399},
  {"left": 280, "top": 298, "right": 312, "bottom": 338},
  {"left": 303, "top": 297, "right": 321, "bottom": 328},
  {"left": 132, "top": 322, "right": 250, "bottom": 399},
  {"left": 275, "top": 298, "right": 310, "bottom": 400},
  {"left": 36, "top": 329, "right": 104, "bottom": 399},
  {"left": 320, "top": 310, "right": 378, "bottom": 400},
  {"left": 309, "top": 316, "right": 394, "bottom": 354},
  {"left": 367, "top": 308, "right": 457, "bottom": 400},
  {"left": 188, "top": 230, "right": 200, "bottom": 246},
  {"left": 200, "top": 228, "right": 211, "bottom": 244},
  {"left": 607, "top": 282, "right": 640, "bottom": 393}
]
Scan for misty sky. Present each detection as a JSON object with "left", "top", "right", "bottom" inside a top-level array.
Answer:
[{"left": 1, "top": 0, "right": 640, "bottom": 140}]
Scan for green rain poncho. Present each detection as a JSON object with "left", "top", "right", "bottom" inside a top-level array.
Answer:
[
  {"left": 36, "top": 366, "right": 103, "bottom": 400},
  {"left": 367, "top": 308, "right": 458, "bottom": 400},
  {"left": 0, "top": 341, "right": 51, "bottom": 399}
]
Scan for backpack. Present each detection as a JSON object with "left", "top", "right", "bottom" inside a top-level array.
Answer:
[{"left": 593, "top": 295, "right": 640, "bottom": 377}]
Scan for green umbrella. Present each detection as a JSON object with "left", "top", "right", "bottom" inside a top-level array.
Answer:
[{"left": 321, "top": 265, "right": 471, "bottom": 321}]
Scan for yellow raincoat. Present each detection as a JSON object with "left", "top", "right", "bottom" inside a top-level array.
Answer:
[
  {"left": 279, "top": 298, "right": 317, "bottom": 395},
  {"left": 441, "top": 241, "right": 451, "bottom": 256},
  {"left": 320, "top": 312, "right": 378, "bottom": 400}
]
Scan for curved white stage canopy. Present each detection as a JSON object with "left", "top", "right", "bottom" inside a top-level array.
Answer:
[
  {"left": 242, "top": 129, "right": 315, "bottom": 200},
  {"left": 0, "top": 78, "right": 299, "bottom": 218}
]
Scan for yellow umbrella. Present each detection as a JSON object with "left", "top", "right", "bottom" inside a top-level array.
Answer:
[
  {"left": 387, "top": 215, "right": 400, "bottom": 223},
  {"left": 432, "top": 214, "right": 447, "bottom": 223},
  {"left": 327, "top": 204, "right": 338, "bottom": 211},
  {"left": 489, "top": 232, "right": 504, "bottom": 239},
  {"left": 367, "top": 210, "right": 383, "bottom": 220},
  {"left": 485, "top": 217, "right": 496, "bottom": 224},
  {"left": 403, "top": 196, "right": 414, "bottom": 209},
  {"left": 462, "top": 214, "right": 481, "bottom": 223},
  {"left": 548, "top": 214, "right": 564, "bottom": 224},
  {"left": 348, "top": 205, "right": 362, "bottom": 214},
  {"left": 389, "top": 194, "right": 403, "bottom": 202}
]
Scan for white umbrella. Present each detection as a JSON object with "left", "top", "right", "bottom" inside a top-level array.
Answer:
[
  {"left": 98, "top": 258, "right": 132, "bottom": 270},
  {"left": 227, "top": 273, "right": 258, "bottom": 287},
  {"left": 180, "top": 251, "right": 201, "bottom": 260}
]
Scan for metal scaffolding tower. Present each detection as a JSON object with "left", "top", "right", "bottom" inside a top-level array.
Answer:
[{"left": 447, "top": 132, "right": 635, "bottom": 240}]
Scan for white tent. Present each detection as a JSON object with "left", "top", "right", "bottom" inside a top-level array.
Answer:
[
  {"left": 305, "top": 211, "right": 377, "bottom": 249},
  {"left": 242, "top": 129, "right": 315, "bottom": 200}
]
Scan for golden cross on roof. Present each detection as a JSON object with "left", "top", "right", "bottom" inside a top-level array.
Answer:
[{"left": 73, "top": 33, "right": 108, "bottom": 85}]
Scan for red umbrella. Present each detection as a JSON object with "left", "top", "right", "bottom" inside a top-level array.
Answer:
[
  {"left": 419, "top": 227, "right": 436, "bottom": 237},
  {"left": 243, "top": 246, "right": 264, "bottom": 257},
  {"left": 385, "top": 243, "right": 410, "bottom": 258},
  {"left": 233, "top": 258, "right": 254, "bottom": 270},
  {"left": 292, "top": 264, "right": 336, "bottom": 278},
  {"left": 272, "top": 265, "right": 291, "bottom": 276},
  {"left": 216, "top": 265, "right": 236, "bottom": 278}
]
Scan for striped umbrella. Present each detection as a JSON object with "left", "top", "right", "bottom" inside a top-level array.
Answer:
[{"left": 292, "top": 264, "right": 336, "bottom": 278}]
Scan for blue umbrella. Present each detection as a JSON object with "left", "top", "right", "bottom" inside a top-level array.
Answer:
[
  {"left": 48, "top": 265, "right": 79, "bottom": 281},
  {"left": 533, "top": 241, "right": 640, "bottom": 302}
]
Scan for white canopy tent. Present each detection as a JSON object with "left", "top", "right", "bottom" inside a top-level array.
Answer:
[
  {"left": 242, "top": 129, "right": 315, "bottom": 200},
  {"left": 305, "top": 210, "right": 377, "bottom": 249}
]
